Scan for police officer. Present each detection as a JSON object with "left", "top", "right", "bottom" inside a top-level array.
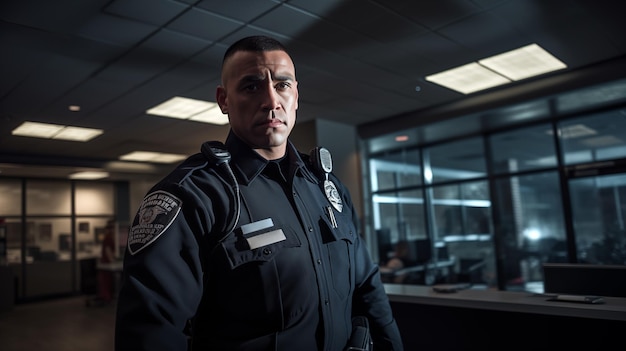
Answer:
[{"left": 114, "top": 35, "right": 403, "bottom": 351}]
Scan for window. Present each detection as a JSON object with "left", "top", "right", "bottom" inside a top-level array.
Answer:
[
  {"left": 492, "top": 172, "right": 567, "bottom": 292},
  {"left": 490, "top": 124, "right": 557, "bottom": 174},
  {"left": 559, "top": 109, "right": 626, "bottom": 165},
  {"left": 369, "top": 148, "right": 421, "bottom": 192},
  {"left": 569, "top": 173, "right": 626, "bottom": 265},
  {"left": 426, "top": 137, "right": 486, "bottom": 183}
]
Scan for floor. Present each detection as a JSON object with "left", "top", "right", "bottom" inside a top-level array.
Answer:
[{"left": 0, "top": 296, "right": 116, "bottom": 351}]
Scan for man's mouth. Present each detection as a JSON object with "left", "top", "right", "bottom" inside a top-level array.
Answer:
[{"left": 267, "top": 118, "right": 284, "bottom": 128}]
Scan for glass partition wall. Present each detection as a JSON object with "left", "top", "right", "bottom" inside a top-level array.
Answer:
[
  {"left": 364, "top": 101, "right": 626, "bottom": 292},
  {"left": 0, "top": 179, "right": 127, "bottom": 302}
]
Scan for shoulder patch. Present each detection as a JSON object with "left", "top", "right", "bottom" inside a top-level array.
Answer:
[{"left": 127, "top": 190, "right": 182, "bottom": 255}]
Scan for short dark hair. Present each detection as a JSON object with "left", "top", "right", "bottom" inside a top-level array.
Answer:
[{"left": 222, "top": 36, "right": 289, "bottom": 65}]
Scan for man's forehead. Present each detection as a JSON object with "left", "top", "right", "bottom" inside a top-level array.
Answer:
[{"left": 224, "top": 50, "right": 295, "bottom": 78}]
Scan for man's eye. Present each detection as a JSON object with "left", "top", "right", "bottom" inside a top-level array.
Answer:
[
  {"left": 243, "top": 84, "right": 258, "bottom": 92},
  {"left": 276, "top": 82, "right": 291, "bottom": 90}
]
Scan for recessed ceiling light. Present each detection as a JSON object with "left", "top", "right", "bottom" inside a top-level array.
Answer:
[
  {"left": 53, "top": 126, "right": 104, "bottom": 141},
  {"left": 69, "top": 171, "right": 109, "bottom": 180},
  {"left": 479, "top": 43, "right": 567, "bottom": 81},
  {"left": 189, "top": 106, "right": 229, "bottom": 125},
  {"left": 119, "top": 151, "right": 187, "bottom": 163},
  {"left": 11, "top": 121, "right": 103, "bottom": 141},
  {"left": 147, "top": 96, "right": 229, "bottom": 125},
  {"left": 12, "top": 121, "right": 64, "bottom": 138},
  {"left": 426, "top": 43, "right": 567, "bottom": 94},
  {"left": 426, "top": 62, "right": 511, "bottom": 94}
]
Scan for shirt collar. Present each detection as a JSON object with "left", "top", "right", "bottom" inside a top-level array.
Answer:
[{"left": 224, "top": 131, "right": 319, "bottom": 185}]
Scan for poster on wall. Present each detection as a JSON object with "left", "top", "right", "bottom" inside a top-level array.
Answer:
[
  {"left": 39, "top": 223, "right": 52, "bottom": 242},
  {"left": 78, "top": 221, "right": 90, "bottom": 234}
]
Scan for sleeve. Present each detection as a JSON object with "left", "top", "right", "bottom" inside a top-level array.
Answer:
[
  {"left": 335, "top": 175, "right": 404, "bottom": 351},
  {"left": 114, "top": 187, "right": 207, "bottom": 351}
]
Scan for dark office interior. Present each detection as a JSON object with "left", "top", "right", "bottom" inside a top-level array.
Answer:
[{"left": 1, "top": 1, "right": 626, "bottom": 350}]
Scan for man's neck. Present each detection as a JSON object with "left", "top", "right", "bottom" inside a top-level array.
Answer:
[{"left": 255, "top": 145, "right": 287, "bottom": 161}]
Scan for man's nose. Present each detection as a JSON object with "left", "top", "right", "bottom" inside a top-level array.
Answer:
[{"left": 261, "top": 83, "right": 281, "bottom": 111}]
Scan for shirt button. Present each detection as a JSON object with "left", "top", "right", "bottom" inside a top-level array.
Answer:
[
  {"left": 325, "top": 299, "right": 329, "bottom": 305},
  {"left": 308, "top": 227, "right": 313, "bottom": 232},
  {"left": 317, "top": 259, "right": 321, "bottom": 264},
  {"left": 263, "top": 248, "right": 272, "bottom": 255}
]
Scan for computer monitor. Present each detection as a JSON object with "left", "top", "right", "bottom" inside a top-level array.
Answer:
[{"left": 542, "top": 263, "right": 626, "bottom": 297}]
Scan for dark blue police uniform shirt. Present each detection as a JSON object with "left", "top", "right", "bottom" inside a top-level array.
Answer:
[{"left": 114, "top": 131, "right": 403, "bottom": 351}]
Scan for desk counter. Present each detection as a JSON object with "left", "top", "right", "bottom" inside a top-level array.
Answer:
[{"left": 384, "top": 284, "right": 626, "bottom": 322}]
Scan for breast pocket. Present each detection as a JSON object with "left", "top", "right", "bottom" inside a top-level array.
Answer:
[
  {"left": 220, "top": 218, "right": 302, "bottom": 270},
  {"left": 320, "top": 209, "right": 356, "bottom": 300}
]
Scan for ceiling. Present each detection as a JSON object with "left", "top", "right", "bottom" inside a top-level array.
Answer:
[{"left": 1, "top": 0, "right": 625, "bottom": 180}]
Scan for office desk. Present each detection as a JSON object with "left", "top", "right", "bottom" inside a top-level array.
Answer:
[{"left": 384, "top": 284, "right": 626, "bottom": 349}]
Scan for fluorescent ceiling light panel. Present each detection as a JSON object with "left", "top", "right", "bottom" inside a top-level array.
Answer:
[
  {"left": 426, "top": 44, "right": 566, "bottom": 94},
  {"left": 479, "top": 43, "right": 567, "bottom": 81},
  {"left": 53, "top": 126, "right": 103, "bottom": 141},
  {"left": 189, "top": 106, "right": 229, "bottom": 125},
  {"left": 119, "top": 151, "right": 187, "bottom": 163},
  {"left": 12, "top": 121, "right": 65, "bottom": 138},
  {"left": 147, "top": 96, "right": 227, "bottom": 125},
  {"left": 69, "top": 171, "right": 109, "bottom": 180},
  {"left": 11, "top": 121, "right": 103, "bottom": 141},
  {"left": 426, "top": 62, "right": 511, "bottom": 94}
]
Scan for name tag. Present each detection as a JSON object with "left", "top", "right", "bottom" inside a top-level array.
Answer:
[
  {"left": 246, "top": 229, "right": 286, "bottom": 249},
  {"left": 241, "top": 218, "right": 274, "bottom": 235}
]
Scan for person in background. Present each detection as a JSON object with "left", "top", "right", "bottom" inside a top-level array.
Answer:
[
  {"left": 114, "top": 35, "right": 403, "bottom": 350},
  {"left": 380, "top": 240, "right": 411, "bottom": 284},
  {"left": 94, "top": 220, "right": 115, "bottom": 306}
]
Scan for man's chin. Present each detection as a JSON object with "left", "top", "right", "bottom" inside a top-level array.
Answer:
[{"left": 264, "top": 129, "right": 289, "bottom": 144}]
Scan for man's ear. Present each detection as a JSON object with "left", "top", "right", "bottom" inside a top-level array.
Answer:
[{"left": 216, "top": 86, "right": 227, "bottom": 114}]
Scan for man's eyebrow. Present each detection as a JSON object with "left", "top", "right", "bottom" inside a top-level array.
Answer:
[
  {"left": 273, "top": 73, "right": 295, "bottom": 81},
  {"left": 239, "top": 72, "right": 294, "bottom": 82}
]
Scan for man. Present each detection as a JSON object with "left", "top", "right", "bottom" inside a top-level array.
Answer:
[{"left": 115, "top": 35, "right": 403, "bottom": 350}]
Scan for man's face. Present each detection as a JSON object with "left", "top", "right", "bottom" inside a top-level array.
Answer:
[{"left": 216, "top": 50, "right": 298, "bottom": 159}]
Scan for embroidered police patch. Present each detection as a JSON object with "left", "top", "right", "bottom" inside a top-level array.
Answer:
[{"left": 127, "top": 190, "right": 182, "bottom": 255}]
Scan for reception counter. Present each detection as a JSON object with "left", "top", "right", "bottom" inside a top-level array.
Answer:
[
  {"left": 385, "top": 284, "right": 626, "bottom": 321},
  {"left": 384, "top": 284, "right": 626, "bottom": 349}
]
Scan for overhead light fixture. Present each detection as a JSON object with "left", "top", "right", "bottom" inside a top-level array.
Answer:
[
  {"left": 119, "top": 151, "right": 187, "bottom": 163},
  {"left": 11, "top": 121, "right": 103, "bottom": 141},
  {"left": 146, "top": 96, "right": 229, "bottom": 125},
  {"left": 69, "top": 171, "right": 109, "bottom": 180},
  {"left": 479, "top": 44, "right": 567, "bottom": 81},
  {"left": 426, "top": 43, "right": 567, "bottom": 94},
  {"left": 53, "top": 126, "right": 104, "bottom": 141},
  {"left": 426, "top": 62, "right": 511, "bottom": 94}
]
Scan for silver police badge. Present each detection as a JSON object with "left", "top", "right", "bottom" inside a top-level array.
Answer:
[{"left": 324, "top": 179, "right": 343, "bottom": 212}]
